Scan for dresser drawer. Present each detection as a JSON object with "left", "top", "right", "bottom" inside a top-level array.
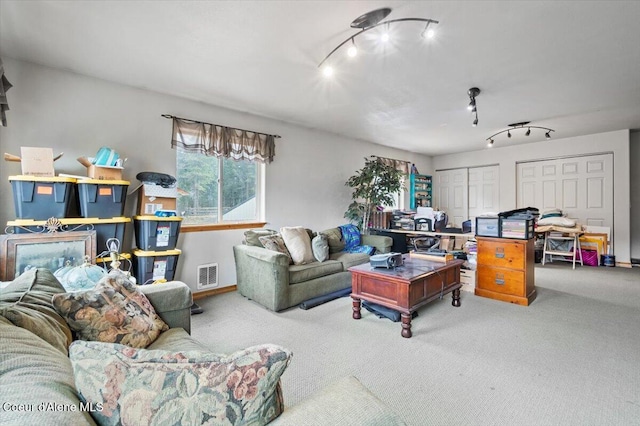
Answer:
[
  {"left": 477, "top": 239, "right": 525, "bottom": 270},
  {"left": 477, "top": 265, "right": 525, "bottom": 296}
]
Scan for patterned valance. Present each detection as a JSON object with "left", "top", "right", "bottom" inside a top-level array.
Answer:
[
  {"left": 0, "top": 57, "right": 12, "bottom": 127},
  {"left": 168, "top": 115, "right": 278, "bottom": 164},
  {"left": 373, "top": 156, "right": 411, "bottom": 175}
]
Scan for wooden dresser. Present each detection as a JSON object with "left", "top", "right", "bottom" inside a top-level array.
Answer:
[{"left": 475, "top": 236, "right": 536, "bottom": 306}]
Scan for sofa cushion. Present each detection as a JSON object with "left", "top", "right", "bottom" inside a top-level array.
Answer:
[
  {"left": 311, "top": 233, "right": 329, "bottom": 262},
  {"left": 280, "top": 226, "right": 315, "bottom": 265},
  {"left": 244, "top": 228, "right": 278, "bottom": 247},
  {"left": 70, "top": 340, "right": 292, "bottom": 426},
  {"left": 329, "top": 252, "right": 371, "bottom": 270},
  {"left": 289, "top": 260, "right": 343, "bottom": 284},
  {"left": 0, "top": 268, "right": 73, "bottom": 354},
  {"left": 259, "top": 234, "right": 293, "bottom": 264},
  {"left": 269, "top": 376, "right": 407, "bottom": 426},
  {"left": 321, "top": 227, "right": 345, "bottom": 254},
  {"left": 52, "top": 270, "right": 168, "bottom": 348},
  {"left": 0, "top": 317, "right": 95, "bottom": 425}
]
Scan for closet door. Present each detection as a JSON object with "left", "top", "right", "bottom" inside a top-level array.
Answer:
[
  {"left": 516, "top": 154, "right": 613, "bottom": 229},
  {"left": 468, "top": 165, "right": 500, "bottom": 224},
  {"left": 435, "top": 168, "right": 468, "bottom": 227}
]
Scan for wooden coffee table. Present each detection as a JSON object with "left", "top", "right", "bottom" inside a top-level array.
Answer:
[{"left": 349, "top": 258, "right": 464, "bottom": 338}]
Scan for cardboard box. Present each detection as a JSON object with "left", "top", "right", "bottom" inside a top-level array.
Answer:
[
  {"left": 4, "top": 147, "right": 63, "bottom": 177},
  {"left": 77, "top": 157, "right": 123, "bottom": 180},
  {"left": 460, "top": 269, "right": 476, "bottom": 292},
  {"left": 439, "top": 236, "right": 455, "bottom": 251},
  {"left": 136, "top": 183, "right": 178, "bottom": 215}
]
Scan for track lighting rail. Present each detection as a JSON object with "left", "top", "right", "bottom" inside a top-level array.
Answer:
[{"left": 318, "top": 17, "right": 439, "bottom": 69}]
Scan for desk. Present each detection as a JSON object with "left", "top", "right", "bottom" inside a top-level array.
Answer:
[
  {"left": 536, "top": 226, "right": 584, "bottom": 269},
  {"left": 349, "top": 258, "right": 463, "bottom": 338},
  {"left": 369, "top": 228, "right": 474, "bottom": 253}
]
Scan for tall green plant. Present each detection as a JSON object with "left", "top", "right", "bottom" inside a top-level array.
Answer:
[{"left": 344, "top": 157, "right": 405, "bottom": 231}]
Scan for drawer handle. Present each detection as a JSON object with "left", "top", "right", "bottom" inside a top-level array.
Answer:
[
  {"left": 495, "top": 253, "right": 505, "bottom": 259},
  {"left": 495, "top": 273, "right": 505, "bottom": 285}
]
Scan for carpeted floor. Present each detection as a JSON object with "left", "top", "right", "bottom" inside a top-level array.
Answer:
[{"left": 191, "top": 264, "right": 640, "bottom": 425}]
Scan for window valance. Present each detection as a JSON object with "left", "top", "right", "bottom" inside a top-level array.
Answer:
[
  {"left": 166, "top": 115, "right": 278, "bottom": 164},
  {"left": 0, "top": 57, "right": 12, "bottom": 127},
  {"left": 373, "top": 155, "right": 410, "bottom": 175}
]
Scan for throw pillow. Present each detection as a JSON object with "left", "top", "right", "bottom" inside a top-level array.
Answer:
[
  {"left": 258, "top": 234, "right": 293, "bottom": 264},
  {"left": 52, "top": 269, "right": 168, "bottom": 348},
  {"left": 311, "top": 233, "right": 329, "bottom": 262},
  {"left": 0, "top": 268, "right": 73, "bottom": 354},
  {"left": 280, "top": 226, "right": 315, "bottom": 265},
  {"left": 70, "top": 340, "right": 292, "bottom": 426},
  {"left": 322, "top": 227, "right": 345, "bottom": 254},
  {"left": 244, "top": 228, "right": 278, "bottom": 247}
]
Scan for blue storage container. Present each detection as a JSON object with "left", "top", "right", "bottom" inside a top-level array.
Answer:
[
  {"left": 132, "top": 249, "right": 181, "bottom": 285},
  {"left": 9, "top": 175, "right": 77, "bottom": 219},
  {"left": 133, "top": 215, "right": 182, "bottom": 250},
  {"left": 76, "top": 179, "right": 129, "bottom": 218}
]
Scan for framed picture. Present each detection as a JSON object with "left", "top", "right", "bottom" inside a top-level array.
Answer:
[{"left": 0, "top": 231, "right": 97, "bottom": 281}]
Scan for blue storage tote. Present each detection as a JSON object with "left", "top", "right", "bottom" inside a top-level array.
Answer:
[
  {"left": 9, "top": 175, "right": 76, "bottom": 220},
  {"left": 133, "top": 215, "right": 182, "bottom": 250},
  {"left": 76, "top": 179, "right": 129, "bottom": 218},
  {"left": 6, "top": 217, "right": 131, "bottom": 254},
  {"left": 132, "top": 249, "right": 181, "bottom": 285}
]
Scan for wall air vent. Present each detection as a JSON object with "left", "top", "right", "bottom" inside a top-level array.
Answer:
[{"left": 197, "top": 263, "right": 218, "bottom": 289}]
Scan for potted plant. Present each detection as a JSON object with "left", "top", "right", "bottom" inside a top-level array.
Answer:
[{"left": 344, "top": 156, "right": 405, "bottom": 232}]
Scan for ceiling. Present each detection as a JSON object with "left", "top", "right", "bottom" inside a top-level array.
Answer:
[{"left": 2, "top": 1, "right": 640, "bottom": 156}]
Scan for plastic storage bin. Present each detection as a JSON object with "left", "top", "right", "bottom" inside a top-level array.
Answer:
[
  {"left": 9, "top": 175, "right": 76, "bottom": 220},
  {"left": 132, "top": 249, "right": 181, "bottom": 285},
  {"left": 76, "top": 179, "right": 129, "bottom": 218},
  {"left": 500, "top": 218, "right": 534, "bottom": 239},
  {"left": 475, "top": 217, "right": 500, "bottom": 237},
  {"left": 6, "top": 217, "right": 131, "bottom": 254},
  {"left": 133, "top": 215, "right": 182, "bottom": 250}
]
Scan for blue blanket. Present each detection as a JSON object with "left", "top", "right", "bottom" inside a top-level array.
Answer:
[{"left": 338, "top": 224, "right": 376, "bottom": 255}]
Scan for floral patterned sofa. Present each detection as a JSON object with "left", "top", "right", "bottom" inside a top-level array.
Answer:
[{"left": 0, "top": 268, "right": 405, "bottom": 425}]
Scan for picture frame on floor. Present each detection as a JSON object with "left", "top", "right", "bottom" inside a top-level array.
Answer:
[{"left": 0, "top": 231, "right": 97, "bottom": 281}]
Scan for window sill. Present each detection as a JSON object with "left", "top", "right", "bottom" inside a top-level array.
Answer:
[{"left": 181, "top": 222, "right": 267, "bottom": 233}]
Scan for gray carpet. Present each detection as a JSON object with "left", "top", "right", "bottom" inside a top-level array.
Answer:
[{"left": 191, "top": 264, "right": 640, "bottom": 425}]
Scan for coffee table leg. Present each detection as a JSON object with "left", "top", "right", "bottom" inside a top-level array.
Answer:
[
  {"left": 452, "top": 288, "right": 461, "bottom": 307},
  {"left": 401, "top": 313, "right": 412, "bottom": 338},
  {"left": 352, "top": 297, "right": 361, "bottom": 320}
]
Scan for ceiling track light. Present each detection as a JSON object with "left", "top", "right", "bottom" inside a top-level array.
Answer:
[
  {"left": 485, "top": 121, "right": 555, "bottom": 146},
  {"left": 318, "top": 8, "right": 439, "bottom": 71},
  {"left": 468, "top": 87, "right": 480, "bottom": 127},
  {"left": 347, "top": 37, "right": 358, "bottom": 57}
]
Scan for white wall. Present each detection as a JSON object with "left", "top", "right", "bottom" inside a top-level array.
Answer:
[
  {"left": 631, "top": 130, "right": 640, "bottom": 262},
  {"left": 433, "top": 131, "right": 632, "bottom": 264},
  {"left": 0, "top": 58, "right": 432, "bottom": 292}
]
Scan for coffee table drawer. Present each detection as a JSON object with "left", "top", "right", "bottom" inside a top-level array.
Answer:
[{"left": 477, "top": 265, "right": 525, "bottom": 296}]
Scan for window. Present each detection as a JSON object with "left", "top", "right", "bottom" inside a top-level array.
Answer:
[{"left": 176, "top": 149, "right": 264, "bottom": 226}]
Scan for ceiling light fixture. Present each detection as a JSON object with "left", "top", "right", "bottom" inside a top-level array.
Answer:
[
  {"left": 318, "top": 8, "right": 439, "bottom": 73},
  {"left": 468, "top": 87, "right": 480, "bottom": 127},
  {"left": 485, "top": 121, "right": 555, "bottom": 146},
  {"left": 347, "top": 38, "right": 358, "bottom": 57}
]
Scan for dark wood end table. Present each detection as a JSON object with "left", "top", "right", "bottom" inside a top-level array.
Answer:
[{"left": 349, "top": 258, "right": 463, "bottom": 338}]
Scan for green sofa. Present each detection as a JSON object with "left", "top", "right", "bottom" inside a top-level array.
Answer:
[
  {"left": 234, "top": 227, "right": 393, "bottom": 312},
  {"left": 0, "top": 268, "right": 405, "bottom": 426}
]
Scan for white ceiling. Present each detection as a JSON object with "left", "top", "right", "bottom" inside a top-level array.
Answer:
[{"left": 2, "top": 1, "right": 640, "bottom": 156}]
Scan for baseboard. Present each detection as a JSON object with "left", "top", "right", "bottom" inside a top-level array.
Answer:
[
  {"left": 616, "top": 262, "right": 632, "bottom": 268},
  {"left": 193, "top": 285, "right": 237, "bottom": 300}
]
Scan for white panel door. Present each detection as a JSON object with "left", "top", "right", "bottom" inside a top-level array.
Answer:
[
  {"left": 435, "top": 169, "right": 468, "bottom": 227},
  {"left": 468, "top": 165, "right": 500, "bottom": 224},
  {"left": 516, "top": 154, "right": 613, "bottom": 239}
]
